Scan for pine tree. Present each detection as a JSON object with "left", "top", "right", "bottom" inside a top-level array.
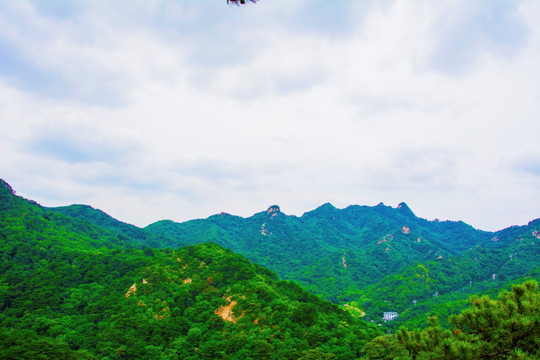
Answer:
[
  {"left": 450, "top": 280, "right": 539, "bottom": 359},
  {"left": 363, "top": 280, "right": 540, "bottom": 359}
]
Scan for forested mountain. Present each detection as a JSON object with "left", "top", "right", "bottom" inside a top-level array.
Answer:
[
  {"left": 144, "top": 202, "right": 539, "bottom": 329},
  {"left": 48, "top": 204, "right": 180, "bottom": 249},
  {"left": 1, "top": 180, "right": 381, "bottom": 359},
  {"left": 47, "top": 188, "right": 539, "bottom": 327},
  {"left": 1, "top": 178, "right": 538, "bottom": 359},
  {"left": 0, "top": 180, "right": 152, "bottom": 252},
  {"left": 145, "top": 203, "right": 497, "bottom": 300},
  {"left": 356, "top": 218, "right": 540, "bottom": 329}
]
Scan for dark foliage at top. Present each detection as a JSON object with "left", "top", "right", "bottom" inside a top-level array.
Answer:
[{"left": 227, "top": 0, "right": 258, "bottom": 5}]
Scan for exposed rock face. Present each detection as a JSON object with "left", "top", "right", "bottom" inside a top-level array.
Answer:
[
  {"left": 267, "top": 205, "right": 280, "bottom": 214},
  {"left": 377, "top": 234, "right": 393, "bottom": 244},
  {"left": 215, "top": 297, "right": 238, "bottom": 323},
  {"left": 125, "top": 283, "right": 137, "bottom": 298}
]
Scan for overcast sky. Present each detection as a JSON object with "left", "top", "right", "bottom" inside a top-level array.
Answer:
[{"left": 1, "top": 0, "right": 539, "bottom": 231}]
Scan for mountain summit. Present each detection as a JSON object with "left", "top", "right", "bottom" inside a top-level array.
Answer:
[
  {"left": 397, "top": 202, "right": 415, "bottom": 217},
  {"left": 0, "top": 179, "right": 15, "bottom": 195},
  {"left": 1, "top": 178, "right": 538, "bottom": 359},
  {"left": 266, "top": 204, "right": 281, "bottom": 214},
  {"left": 146, "top": 200, "right": 503, "bottom": 302}
]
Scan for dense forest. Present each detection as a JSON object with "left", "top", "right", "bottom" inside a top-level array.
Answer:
[
  {"left": 1, "top": 178, "right": 538, "bottom": 359},
  {"left": 143, "top": 202, "right": 539, "bottom": 329}
]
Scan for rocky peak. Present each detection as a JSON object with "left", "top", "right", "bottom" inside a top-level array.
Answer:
[{"left": 266, "top": 205, "right": 280, "bottom": 214}]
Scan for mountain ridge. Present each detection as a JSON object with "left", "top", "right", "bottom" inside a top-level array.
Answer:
[
  {"left": 3, "top": 179, "right": 538, "bottom": 311},
  {"left": 1, "top": 178, "right": 538, "bottom": 359},
  {"left": 0, "top": 179, "right": 385, "bottom": 359},
  {"left": 144, "top": 199, "right": 502, "bottom": 302},
  {"left": 38, "top": 183, "right": 536, "bottom": 311}
]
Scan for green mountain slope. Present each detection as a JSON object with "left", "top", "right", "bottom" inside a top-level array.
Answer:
[
  {"left": 0, "top": 179, "right": 153, "bottom": 252},
  {"left": 354, "top": 218, "right": 540, "bottom": 329},
  {"left": 48, "top": 204, "right": 180, "bottom": 249},
  {"left": 1, "top": 241, "right": 382, "bottom": 359},
  {"left": 1, "top": 180, "right": 382, "bottom": 359},
  {"left": 2, "top": 177, "right": 538, "bottom": 358},
  {"left": 146, "top": 202, "right": 495, "bottom": 302}
]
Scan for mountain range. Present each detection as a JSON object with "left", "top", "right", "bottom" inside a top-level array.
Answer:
[
  {"left": 49, "top": 195, "right": 540, "bottom": 327},
  {"left": 1, "top": 178, "right": 538, "bottom": 359}
]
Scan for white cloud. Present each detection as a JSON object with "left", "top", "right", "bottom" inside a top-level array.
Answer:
[{"left": 0, "top": 0, "right": 539, "bottom": 231}]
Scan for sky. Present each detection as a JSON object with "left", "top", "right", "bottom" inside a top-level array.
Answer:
[{"left": 1, "top": 0, "right": 539, "bottom": 231}]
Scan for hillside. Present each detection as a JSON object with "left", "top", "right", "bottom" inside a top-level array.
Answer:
[
  {"left": 44, "top": 183, "right": 537, "bottom": 326},
  {"left": 0, "top": 240, "right": 382, "bottom": 359},
  {"left": 0, "top": 180, "right": 382, "bottom": 359},
  {"left": 361, "top": 280, "right": 539, "bottom": 359},
  {"left": 0, "top": 179, "right": 157, "bottom": 253},
  {"left": 145, "top": 202, "right": 498, "bottom": 302},
  {"left": 355, "top": 217, "right": 540, "bottom": 329},
  {"left": 48, "top": 204, "right": 180, "bottom": 249},
  {"left": 1, "top": 178, "right": 538, "bottom": 358},
  {"left": 143, "top": 201, "right": 539, "bottom": 329}
]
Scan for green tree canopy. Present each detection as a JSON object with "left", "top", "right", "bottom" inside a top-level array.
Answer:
[{"left": 363, "top": 280, "right": 540, "bottom": 359}]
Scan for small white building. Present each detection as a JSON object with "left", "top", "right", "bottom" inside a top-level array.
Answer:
[{"left": 383, "top": 312, "right": 398, "bottom": 321}]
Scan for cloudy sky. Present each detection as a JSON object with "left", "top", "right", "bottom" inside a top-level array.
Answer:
[{"left": 1, "top": 0, "right": 539, "bottom": 231}]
